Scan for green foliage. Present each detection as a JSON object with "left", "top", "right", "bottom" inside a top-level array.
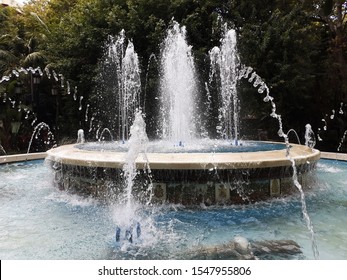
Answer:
[{"left": 322, "top": 0, "right": 334, "bottom": 16}]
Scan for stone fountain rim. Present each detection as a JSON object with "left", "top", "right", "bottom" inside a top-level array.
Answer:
[{"left": 45, "top": 141, "right": 321, "bottom": 170}]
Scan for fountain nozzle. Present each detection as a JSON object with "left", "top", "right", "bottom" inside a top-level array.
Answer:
[{"left": 115, "top": 222, "right": 141, "bottom": 244}]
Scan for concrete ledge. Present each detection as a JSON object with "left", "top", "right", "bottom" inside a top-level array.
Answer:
[
  {"left": 320, "top": 152, "right": 347, "bottom": 161},
  {"left": 5, "top": 147, "right": 345, "bottom": 167},
  {"left": 46, "top": 143, "right": 321, "bottom": 170},
  {"left": 0, "top": 152, "right": 47, "bottom": 165}
]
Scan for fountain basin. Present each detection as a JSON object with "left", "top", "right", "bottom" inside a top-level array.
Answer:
[
  {"left": 1, "top": 157, "right": 347, "bottom": 260},
  {"left": 46, "top": 141, "right": 320, "bottom": 204}
]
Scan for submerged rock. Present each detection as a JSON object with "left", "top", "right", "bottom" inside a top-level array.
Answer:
[
  {"left": 184, "top": 236, "right": 302, "bottom": 260},
  {"left": 251, "top": 240, "right": 302, "bottom": 257},
  {"left": 185, "top": 236, "right": 255, "bottom": 260}
]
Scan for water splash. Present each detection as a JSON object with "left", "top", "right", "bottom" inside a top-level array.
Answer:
[
  {"left": 159, "top": 21, "right": 198, "bottom": 142},
  {"left": 304, "top": 124, "right": 316, "bottom": 148}
]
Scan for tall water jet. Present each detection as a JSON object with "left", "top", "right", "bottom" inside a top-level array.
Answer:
[
  {"left": 95, "top": 31, "right": 141, "bottom": 142},
  {"left": 209, "top": 25, "right": 240, "bottom": 142},
  {"left": 111, "top": 111, "right": 149, "bottom": 244},
  {"left": 122, "top": 110, "right": 149, "bottom": 208},
  {"left": 77, "top": 129, "right": 85, "bottom": 144},
  {"left": 159, "top": 21, "right": 199, "bottom": 142}
]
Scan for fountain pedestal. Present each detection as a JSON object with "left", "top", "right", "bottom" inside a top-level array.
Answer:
[{"left": 46, "top": 141, "right": 320, "bottom": 205}]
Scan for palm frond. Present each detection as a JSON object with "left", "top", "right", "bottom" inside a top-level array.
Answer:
[
  {"left": 0, "top": 50, "right": 17, "bottom": 62},
  {"left": 22, "top": 51, "right": 46, "bottom": 65},
  {"left": 30, "top": 12, "right": 51, "bottom": 34}
]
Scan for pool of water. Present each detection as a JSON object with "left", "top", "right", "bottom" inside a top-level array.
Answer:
[
  {"left": 0, "top": 158, "right": 346, "bottom": 260},
  {"left": 76, "top": 140, "right": 286, "bottom": 153}
]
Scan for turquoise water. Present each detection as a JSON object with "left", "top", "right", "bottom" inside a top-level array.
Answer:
[
  {"left": 0, "top": 159, "right": 346, "bottom": 259},
  {"left": 76, "top": 140, "right": 286, "bottom": 153}
]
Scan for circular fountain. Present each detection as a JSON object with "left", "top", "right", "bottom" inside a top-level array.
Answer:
[
  {"left": 46, "top": 22, "right": 321, "bottom": 205},
  {"left": 0, "top": 21, "right": 336, "bottom": 261}
]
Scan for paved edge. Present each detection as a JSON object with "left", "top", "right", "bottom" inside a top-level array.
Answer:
[
  {"left": 0, "top": 150, "right": 346, "bottom": 166},
  {"left": 45, "top": 143, "right": 321, "bottom": 170},
  {"left": 320, "top": 152, "right": 347, "bottom": 161},
  {"left": 0, "top": 152, "right": 47, "bottom": 165}
]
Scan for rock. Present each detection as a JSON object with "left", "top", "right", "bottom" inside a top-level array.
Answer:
[
  {"left": 183, "top": 238, "right": 302, "bottom": 260},
  {"left": 234, "top": 236, "right": 251, "bottom": 255},
  {"left": 251, "top": 240, "right": 302, "bottom": 256},
  {"left": 184, "top": 237, "right": 255, "bottom": 260}
]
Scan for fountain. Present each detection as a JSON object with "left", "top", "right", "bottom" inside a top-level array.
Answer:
[
  {"left": 1, "top": 21, "right": 333, "bottom": 260},
  {"left": 46, "top": 22, "right": 320, "bottom": 206}
]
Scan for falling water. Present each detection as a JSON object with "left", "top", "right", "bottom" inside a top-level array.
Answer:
[
  {"left": 79, "top": 96, "right": 84, "bottom": 111},
  {"left": 209, "top": 25, "right": 240, "bottom": 142},
  {"left": 289, "top": 158, "right": 320, "bottom": 259},
  {"left": 337, "top": 130, "right": 347, "bottom": 151},
  {"left": 85, "top": 104, "right": 90, "bottom": 122},
  {"left": 98, "top": 128, "right": 114, "bottom": 142},
  {"left": 304, "top": 124, "right": 316, "bottom": 148},
  {"left": 26, "top": 122, "right": 55, "bottom": 154},
  {"left": 0, "top": 144, "right": 6, "bottom": 155},
  {"left": 143, "top": 53, "right": 158, "bottom": 112},
  {"left": 0, "top": 66, "right": 76, "bottom": 144},
  {"left": 339, "top": 102, "right": 344, "bottom": 114},
  {"left": 287, "top": 129, "right": 301, "bottom": 144},
  {"left": 159, "top": 21, "right": 198, "bottom": 142},
  {"left": 238, "top": 65, "right": 319, "bottom": 259}
]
